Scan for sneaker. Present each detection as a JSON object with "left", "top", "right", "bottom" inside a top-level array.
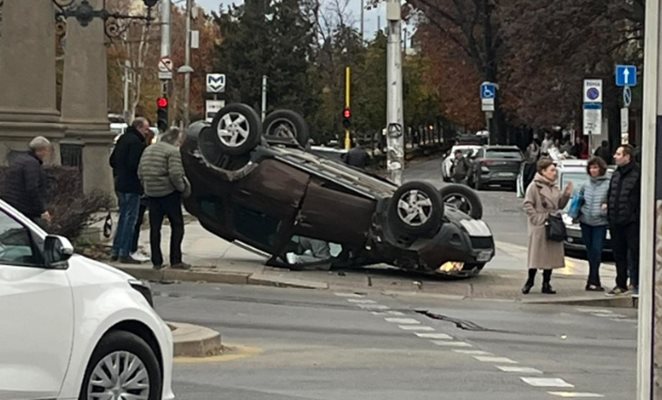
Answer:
[
  {"left": 130, "top": 251, "right": 150, "bottom": 263},
  {"left": 585, "top": 284, "right": 605, "bottom": 292},
  {"left": 631, "top": 287, "right": 639, "bottom": 298},
  {"left": 153, "top": 264, "right": 166, "bottom": 271},
  {"left": 119, "top": 256, "right": 142, "bottom": 265},
  {"left": 171, "top": 262, "right": 192, "bottom": 270},
  {"left": 110, "top": 254, "right": 118, "bottom": 262},
  {"left": 606, "top": 286, "right": 628, "bottom": 297}
]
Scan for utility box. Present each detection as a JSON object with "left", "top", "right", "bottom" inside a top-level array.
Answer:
[{"left": 386, "top": 0, "right": 401, "bottom": 21}]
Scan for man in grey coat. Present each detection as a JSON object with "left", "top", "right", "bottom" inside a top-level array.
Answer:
[{"left": 138, "top": 128, "right": 190, "bottom": 270}]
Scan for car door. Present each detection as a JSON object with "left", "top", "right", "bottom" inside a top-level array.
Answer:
[{"left": 0, "top": 208, "right": 74, "bottom": 400}]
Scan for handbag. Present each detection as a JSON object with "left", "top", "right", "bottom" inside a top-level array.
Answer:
[
  {"left": 567, "top": 191, "right": 583, "bottom": 220},
  {"left": 545, "top": 213, "right": 567, "bottom": 242}
]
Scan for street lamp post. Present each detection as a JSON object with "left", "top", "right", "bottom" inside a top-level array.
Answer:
[{"left": 182, "top": 0, "right": 192, "bottom": 127}]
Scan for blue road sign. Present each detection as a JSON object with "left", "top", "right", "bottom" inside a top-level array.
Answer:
[
  {"left": 480, "top": 82, "right": 496, "bottom": 99},
  {"left": 615, "top": 65, "right": 637, "bottom": 87}
]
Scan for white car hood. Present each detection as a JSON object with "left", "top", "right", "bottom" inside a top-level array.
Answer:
[{"left": 67, "top": 254, "right": 135, "bottom": 283}]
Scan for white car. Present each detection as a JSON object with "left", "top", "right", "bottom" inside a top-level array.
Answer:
[
  {"left": 441, "top": 145, "right": 481, "bottom": 182},
  {"left": 0, "top": 200, "right": 174, "bottom": 400}
]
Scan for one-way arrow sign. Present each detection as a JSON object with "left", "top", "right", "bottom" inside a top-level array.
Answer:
[{"left": 206, "top": 73, "right": 226, "bottom": 93}]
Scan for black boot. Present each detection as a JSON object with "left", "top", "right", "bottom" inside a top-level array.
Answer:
[
  {"left": 522, "top": 269, "right": 536, "bottom": 294},
  {"left": 542, "top": 269, "right": 556, "bottom": 294}
]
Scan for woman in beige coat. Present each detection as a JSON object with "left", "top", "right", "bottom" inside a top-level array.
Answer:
[{"left": 522, "top": 158, "right": 573, "bottom": 294}]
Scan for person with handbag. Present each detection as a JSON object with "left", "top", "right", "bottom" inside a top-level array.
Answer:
[
  {"left": 577, "top": 157, "right": 610, "bottom": 292},
  {"left": 522, "top": 158, "right": 573, "bottom": 294}
]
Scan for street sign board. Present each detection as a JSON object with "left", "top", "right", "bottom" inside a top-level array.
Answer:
[
  {"left": 206, "top": 73, "right": 226, "bottom": 93},
  {"left": 480, "top": 82, "right": 496, "bottom": 100},
  {"left": 205, "top": 99, "right": 225, "bottom": 122},
  {"left": 583, "top": 79, "right": 603, "bottom": 103},
  {"left": 621, "top": 107, "right": 629, "bottom": 135},
  {"left": 615, "top": 65, "right": 637, "bottom": 87},
  {"left": 583, "top": 107, "right": 602, "bottom": 135},
  {"left": 481, "top": 98, "right": 495, "bottom": 112},
  {"left": 158, "top": 57, "right": 173, "bottom": 80}
]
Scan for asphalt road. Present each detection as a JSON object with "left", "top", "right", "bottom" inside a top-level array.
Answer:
[
  {"left": 404, "top": 157, "right": 529, "bottom": 247},
  {"left": 156, "top": 282, "right": 636, "bottom": 399}
]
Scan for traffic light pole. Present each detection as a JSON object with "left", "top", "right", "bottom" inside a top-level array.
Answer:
[
  {"left": 386, "top": 0, "right": 404, "bottom": 185},
  {"left": 159, "top": 0, "right": 171, "bottom": 132},
  {"left": 345, "top": 66, "right": 351, "bottom": 150}
]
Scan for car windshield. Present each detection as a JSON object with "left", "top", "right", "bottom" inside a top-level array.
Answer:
[{"left": 485, "top": 149, "right": 522, "bottom": 160}]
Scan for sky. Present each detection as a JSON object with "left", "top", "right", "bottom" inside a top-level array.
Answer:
[{"left": 194, "top": 0, "right": 388, "bottom": 39}]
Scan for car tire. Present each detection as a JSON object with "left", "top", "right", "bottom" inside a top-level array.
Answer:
[
  {"left": 263, "top": 109, "right": 310, "bottom": 147},
  {"left": 439, "top": 184, "right": 483, "bottom": 220},
  {"left": 79, "top": 330, "right": 162, "bottom": 400},
  {"left": 209, "top": 103, "right": 262, "bottom": 156},
  {"left": 388, "top": 181, "right": 444, "bottom": 237}
]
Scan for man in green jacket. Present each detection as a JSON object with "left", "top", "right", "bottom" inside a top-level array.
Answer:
[{"left": 138, "top": 127, "right": 191, "bottom": 270}]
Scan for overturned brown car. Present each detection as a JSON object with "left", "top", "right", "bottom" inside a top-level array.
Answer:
[{"left": 181, "top": 104, "right": 495, "bottom": 277}]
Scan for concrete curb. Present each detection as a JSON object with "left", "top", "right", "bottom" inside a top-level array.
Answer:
[
  {"left": 523, "top": 295, "right": 638, "bottom": 308},
  {"left": 168, "top": 322, "right": 223, "bottom": 358},
  {"left": 115, "top": 265, "right": 327, "bottom": 290}
]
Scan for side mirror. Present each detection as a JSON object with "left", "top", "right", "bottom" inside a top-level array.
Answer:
[{"left": 44, "top": 235, "right": 74, "bottom": 268}]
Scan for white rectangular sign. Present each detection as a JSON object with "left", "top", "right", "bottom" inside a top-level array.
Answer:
[
  {"left": 621, "top": 107, "right": 629, "bottom": 134},
  {"left": 205, "top": 99, "right": 225, "bottom": 122},
  {"left": 583, "top": 108, "right": 602, "bottom": 135},
  {"left": 583, "top": 79, "right": 603, "bottom": 103},
  {"left": 481, "top": 98, "right": 495, "bottom": 112},
  {"left": 191, "top": 30, "right": 199, "bottom": 49}
]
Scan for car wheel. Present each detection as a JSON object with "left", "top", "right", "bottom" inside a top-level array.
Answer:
[
  {"left": 439, "top": 184, "right": 483, "bottom": 220},
  {"left": 263, "top": 109, "right": 310, "bottom": 147},
  {"left": 79, "top": 331, "right": 162, "bottom": 400},
  {"left": 388, "top": 181, "right": 444, "bottom": 237},
  {"left": 210, "top": 103, "right": 262, "bottom": 156}
]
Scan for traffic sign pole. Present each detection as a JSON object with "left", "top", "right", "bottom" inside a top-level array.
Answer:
[{"left": 345, "top": 66, "right": 351, "bottom": 150}]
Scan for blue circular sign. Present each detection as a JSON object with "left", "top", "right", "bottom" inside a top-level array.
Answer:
[{"left": 587, "top": 88, "right": 600, "bottom": 101}]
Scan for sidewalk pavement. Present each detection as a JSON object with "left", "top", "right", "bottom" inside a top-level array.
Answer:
[{"left": 105, "top": 220, "right": 637, "bottom": 308}]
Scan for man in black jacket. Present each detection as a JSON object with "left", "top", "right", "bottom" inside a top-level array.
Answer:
[
  {"left": 1, "top": 137, "right": 52, "bottom": 225},
  {"left": 109, "top": 117, "right": 150, "bottom": 263},
  {"left": 606, "top": 144, "right": 641, "bottom": 296}
]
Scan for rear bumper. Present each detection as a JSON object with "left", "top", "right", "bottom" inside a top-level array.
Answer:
[
  {"left": 564, "top": 227, "right": 613, "bottom": 253},
  {"left": 480, "top": 171, "right": 518, "bottom": 184}
]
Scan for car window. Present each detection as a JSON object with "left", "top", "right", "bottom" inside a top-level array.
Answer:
[
  {"left": 485, "top": 149, "right": 522, "bottom": 160},
  {"left": 0, "top": 210, "right": 39, "bottom": 266}
]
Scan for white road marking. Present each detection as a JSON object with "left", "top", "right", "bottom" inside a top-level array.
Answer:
[
  {"left": 496, "top": 366, "right": 542, "bottom": 374},
  {"left": 415, "top": 332, "right": 453, "bottom": 340},
  {"left": 398, "top": 325, "right": 435, "bottom": 331},
  {"left": 372, "top": 311, "right": 405, "bottom": 316},
  {"left": 547, "top": 392, "right": 604, "bottom": 398},
  {"left": 357, "top": 304, "right": 389, "bottom": 310},
  {"left": 334, "top": 292, "right": 365, "bottom": 298},
  {"left": 521, "top": 377, "right": 574, "bottom": 388},
  {"left": 431, "top": 340, "right": 472, "bottom": 347},
  {"left": 453, "top": 350, "right": 492, "bottom": 355},
  {"left": 347, "top": 299, "right": 376, "bottom": 304},
  {"left": 592, "top": 313, "right": 626, "bottom": 318},
  {"left": 576, "top": 308, "right": 613, "bottom": 314},
  {"left": 385, "top": 318, "right": 420, "bottom": 324},
  {"left": 473, "top": 356, "right": 518, "bottom": 364}
]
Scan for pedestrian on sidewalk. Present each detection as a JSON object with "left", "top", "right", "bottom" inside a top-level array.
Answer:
[
  {"left": 138, "top": 127, "right": 191, "bottom": 270},
  {"left": 130, "top": 127, "right": 156, "bottom": 263},
  {"left": 451, "top": 149, "right": 472, "bottom": 185},
  {"left": 522, "top": 158, "right": 573, "bottom": 295},
  {"left": 577, "top": 157, "right": 610, "bottom": 292},
  {"left": 0, "top": 136, "right": 53, "bottom": 227},
  {"left": 606, "top": 144, "right": 641, "bottom": 296},
  {"left": 594, "top": 140, "right": 612, "bottom": 165},
  {"left": 109, "top": 117, "right": 149, "bottom": 263},
  {"left": 342, "top": 139, "right": 369, "bottom": 169}
]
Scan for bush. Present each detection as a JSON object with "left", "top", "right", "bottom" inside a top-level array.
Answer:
[{"left": 0, "top": 166, "right": 112, "bottom": 239}]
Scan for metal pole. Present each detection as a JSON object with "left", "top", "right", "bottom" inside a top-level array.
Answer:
[
  {"left": 183, "top": 0, "right": 192, "bottom": 127},
  {"left": 261, "top": 75, "right": 268, "bottom": 121},
  {"left": 160, "top": 0, "right": 171, "bottom": 106},
  {"left": 345, "top": 66, "right": 351, "bottom": 150},
  {"left": 123, "top": 58, "right": 130, "bottom": 122},
  {"left": 638, "top": 0, "right": 660, "bottom": 397},
  {"left": 360, "top": 0, "right": 364, "bottom": 41},
  {"left": 386, "top": 0, "right": 404, "bottom": 185}
]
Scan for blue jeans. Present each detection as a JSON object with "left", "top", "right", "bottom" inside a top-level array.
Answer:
[
  {"left": 580, "top": 223, "right": 607, "bottom": 286},
  {"left": 112, "top": 192, "right": 141, "bottom": 258}
]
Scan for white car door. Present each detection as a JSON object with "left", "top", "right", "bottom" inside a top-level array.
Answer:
[{"left": 0, "top": 209, "right": 74, "bottom": 400}]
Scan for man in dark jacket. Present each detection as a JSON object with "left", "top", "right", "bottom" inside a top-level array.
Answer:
[
  {"left": 606, "top": 144, "right": 641, "bottom": 296},
  {"left": 109, "top": 117, "right": 149, "bottom": 263},
  {"left": 594, "top": 140, "right": 613, "bottom": 164},
  {"left": 451, "top": 149, "right": 472, "bottom": 184},
  {"left": 342, "top": 140, "right": 369, "bottom": 169},
  {"left": 1, "top": 137, "right": 52, "bottom": 225}
]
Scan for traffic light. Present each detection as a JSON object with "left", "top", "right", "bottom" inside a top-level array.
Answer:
[
  {"left": 143, "top": 0, "right": 159, "bottom": 7},
  {"left": 342, "top": 107, "right": 351, "bottom": 129},
  {"left": 157, "top": 97, "right": 168, "bottom": 132}
]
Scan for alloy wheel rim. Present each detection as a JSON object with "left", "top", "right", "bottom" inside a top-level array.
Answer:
[
  {"left": 217, "top": 112, "right": 250, "bottom": 147},
  {"left": 444, "top": 194, "right": 472, "bottom": 215},
  {"left": 266, "top": 119, "right": 297, "bottom": 139},
  {"left": 397, "top": 189, "right": 433, "bottom": 226},
  {"left": 87, "top": 351, "right": 150, "bottom": 400}
]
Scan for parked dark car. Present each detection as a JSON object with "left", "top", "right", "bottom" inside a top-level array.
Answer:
[
  {"left": 180, "top": 104, "right": 495, "bottom": 277},
  {"left": 470, "top": 146, "right": 523, "bottom": 190}
]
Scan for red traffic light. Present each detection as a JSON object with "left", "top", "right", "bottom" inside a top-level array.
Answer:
[
  {"left": 343, "top": 108, "right": 351, "bottom": 119},
  {"left": 157, "top": 97, "right": 168, "bottom": 108}
]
